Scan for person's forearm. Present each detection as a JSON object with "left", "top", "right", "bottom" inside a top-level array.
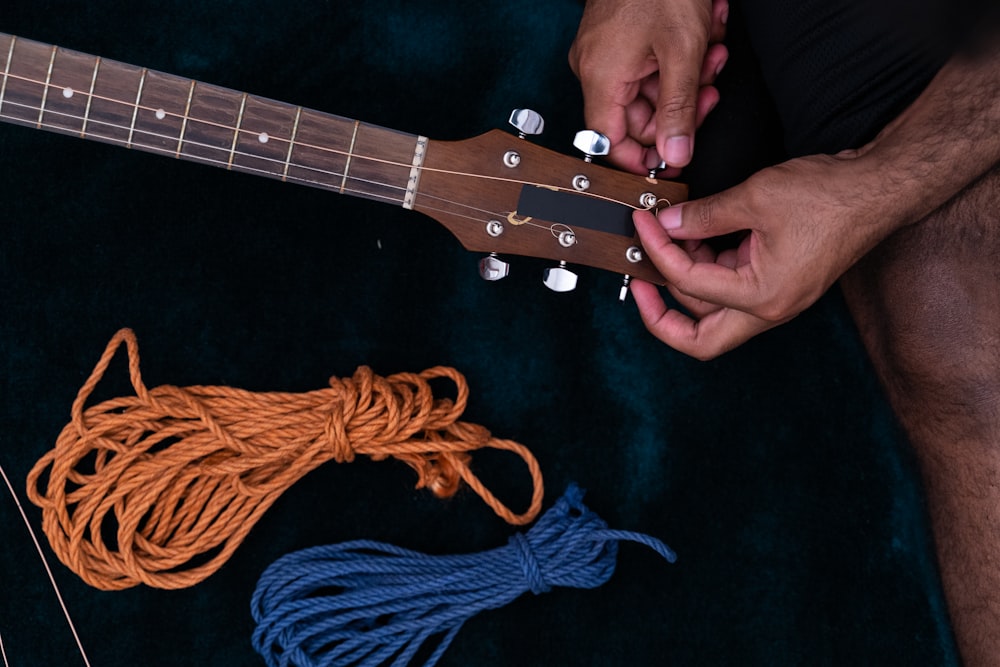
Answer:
[{"left": 851, "top": 38, "right": 1000, "bottom": 234}]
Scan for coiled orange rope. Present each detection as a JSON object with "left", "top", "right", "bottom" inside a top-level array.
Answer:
[{"left": 26, "top": 329, "right": 544, "bottom": 591}]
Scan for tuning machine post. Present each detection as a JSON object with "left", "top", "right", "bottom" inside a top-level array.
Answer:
[{"left": 619, "top": 275, "right": 632, "bottom": 303}]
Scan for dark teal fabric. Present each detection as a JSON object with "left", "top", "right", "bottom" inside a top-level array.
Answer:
[{"left": 0, "top": 1, "right": 957, "bottom": 665}]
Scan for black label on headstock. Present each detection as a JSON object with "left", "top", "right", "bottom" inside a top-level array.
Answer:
[{"left": 516, "top": 186, "right": 634, "bottom": 237}]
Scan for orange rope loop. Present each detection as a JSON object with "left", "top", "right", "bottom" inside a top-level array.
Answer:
[{"left": 26, "top": 329, "right": 544, "bottom": 591}]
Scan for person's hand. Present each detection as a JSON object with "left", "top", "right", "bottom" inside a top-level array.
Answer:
[
  {"left": 568, "top": 0, "right": 729, "bottom": 175},
  {"left": 629, "top": 151, "right": 897, "bottom": 359}
]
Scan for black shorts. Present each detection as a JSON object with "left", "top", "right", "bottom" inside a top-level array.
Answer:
[{"left": 737, "top": 0, "right": 974, "bottom": 156}]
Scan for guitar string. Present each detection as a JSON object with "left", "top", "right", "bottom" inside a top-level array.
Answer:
[
  {"left": 0, "top": 70, "right": 660, "bottom": 217},
  {"left": 0, "top": 50, "right": 672, "bottom": 667},
  {"left": 0, "top": 96, "right": 498, "bottom": 212},
  {"left": 0, "top": 77, "right": 569, "bottom": 667},
  {"left": 0, "top": 75, "right": 618, "bottom": 660},
  {"left": 0, "top": 99, "right": 567, "bottom": 240},
  {"left": 0, "top": 461, "right": 90, "bottom": 667}
]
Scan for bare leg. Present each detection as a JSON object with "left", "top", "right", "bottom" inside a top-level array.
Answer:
[{"left": 841, "top": 166, "right": 1000, "bottom": 666}]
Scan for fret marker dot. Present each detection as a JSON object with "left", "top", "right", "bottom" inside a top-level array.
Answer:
[
  {"left": 62, "top": 87, "right": 74, "bottom": 99},
  {"left": 258, "top": 132, "right": 269, "bottom": 144},
  {"left": 155, "top": 108, "right": 166, "bottom": 120}
]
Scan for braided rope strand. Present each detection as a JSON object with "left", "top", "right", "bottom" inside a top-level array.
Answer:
[
  {"left": 25, "top": 329, "right": 544, "bottom": 590},
  {"left": 251, "top": 484, "right": 676, "bottom": 667}
]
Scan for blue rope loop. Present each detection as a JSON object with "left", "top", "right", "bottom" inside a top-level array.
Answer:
[{"left": 251, "top": 484, "right": 676, "bottom": 667}]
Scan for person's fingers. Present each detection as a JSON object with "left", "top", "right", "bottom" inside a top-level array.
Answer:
[
  {"left": 572, "top": 41, "right": 659, "bottom": 173},
  {"left": 694, "top": 85, "right": 720, "bottom": 128},
  {"left": 624, "top": 92, "right": 657, "bottom": 147},
  {"left": 700, "top": 43, "right": 728, "bottom": 85},
  {"left": 652, "top": 27, "right": 709, "bottom": 168},
  {"left": 662, "top": 240, "right": 725, "bottom": 318},
  {"left": 709, "top": 0, "right": 729, "bottom": 43},
  {"left": 631, "top": 280, "right": 771, "bottom": 360},
  {"left": 634, "top": 207, "right": 761, "bottom": 312}
]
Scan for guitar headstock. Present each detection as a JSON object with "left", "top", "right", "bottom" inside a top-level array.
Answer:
[{"left": 413, "top": 123, "right": 687, "bottom": 294}]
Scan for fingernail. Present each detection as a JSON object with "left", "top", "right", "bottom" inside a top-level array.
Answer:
[
  {"left": 707, "top": 95, "right": 720, "bottom": 115},
  {"left": 721, "top": 3, "right": 729, "bottom": 24},
  {"left": 665, "top": 135, "right": 691, "bottom": 167},
  {"left": 659, "top": 205, "right": 683, "bottom": 230},
  {"left": 715, "top": 52, "right": 728, "bottom": 77}
]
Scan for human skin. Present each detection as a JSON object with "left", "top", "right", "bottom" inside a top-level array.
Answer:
[
  {"left": 628, "top": 44, "right": 1000, "bottom": 360},
  {"left": 568, "top": 0, "right": 729, "bottom": 174},
  {"left": 570, "top": 1, "right": 1000, "bottom": 663}
]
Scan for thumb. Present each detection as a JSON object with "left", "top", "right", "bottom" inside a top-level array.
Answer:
[{"left": 656, "top": 194, "right": 746, "bottom": 240}]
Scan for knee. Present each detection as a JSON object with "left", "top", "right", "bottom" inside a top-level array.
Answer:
[{"left": 857, "top": 250, "right": 1000, "bottom": 439}]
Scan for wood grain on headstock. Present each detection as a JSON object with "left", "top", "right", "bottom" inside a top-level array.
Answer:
[
  {"left": 416, "top": 130, "right": 688, "bottom": 285},
  {"left": 0, "top": 32, "right": 688, "bottom": 285}
]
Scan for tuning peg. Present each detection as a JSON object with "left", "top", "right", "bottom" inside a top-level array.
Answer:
[
  {"left": 542, "top": 261, "right": 578, "bottom": 292},
  {"left": 479, "top": 253, "right": 510, "bottom": 281},
  {"left": 618, "top": 275, "right": 632, "bottom": 303},
  {"left": 649, "top": 160, "right": 667, "bottom": 178},
  {"left": 573, "top": 130, "right": 610, "bottom": 163},
  {"left": 509, "top": 109, "right": 545, "bottom": 138}
]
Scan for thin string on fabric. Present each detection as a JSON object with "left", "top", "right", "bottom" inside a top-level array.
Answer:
[
  {"left": 0, "top": 462, "right": 91, "bottom": 667},
  {"left": 26, "top": 328, "right": 544, "bottom": 591},
  {"left": 251, "top": 484, "right": 676, "bottom": 667}
]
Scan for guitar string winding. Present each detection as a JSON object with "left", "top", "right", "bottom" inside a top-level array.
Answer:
[{"left": 26, "top": 329, "right": 544, "bottom": 591}]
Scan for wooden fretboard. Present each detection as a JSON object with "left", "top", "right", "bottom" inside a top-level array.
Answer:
[{"left": 0, "top": 33, "right": 427, "bottom": 208}]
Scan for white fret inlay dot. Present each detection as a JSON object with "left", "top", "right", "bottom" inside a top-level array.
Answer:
[
  {"left": 258, "top": 132, "right": 269, "bottom": 144},
  {"left": 155, "top": 108, "right": 166, "bottom": 120},
  {"left": 62, "top": 87, "right": 74, "bottom": 99}
]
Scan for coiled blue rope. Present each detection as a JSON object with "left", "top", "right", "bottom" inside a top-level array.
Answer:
[{"left": 250, "top": 484, "right": 676, "bottom": 667}]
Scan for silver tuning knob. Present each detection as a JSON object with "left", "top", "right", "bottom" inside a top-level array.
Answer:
[
  {"left": 619, "top": 275, "right": 632, "bottom": 302},
  {"left": 479, "top": 253, "right": 510, "bottom": 281},
  {"left": 573, "top": 130, "right": 610, "bottom": 162},
  {"left": 542, "top": 261, "right": 578, "bottom": 292},
  {"left": 509, "top": 109, "right": 545, "bottom": 138}
]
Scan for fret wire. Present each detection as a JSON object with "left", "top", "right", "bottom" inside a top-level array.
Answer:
[
  {"left": 0, "top": 37, "right": 15, "bottom": 115},
  {"left": 4, "top": 104, "right": 513, "bottom": 225},
  {"left": 176, "top": 80, "right": 196, "bottom": 158},
  {"left": 0, "top": 66, "right": 641, "bottom": 211},
  {"left": 2, "top": 70, "right": 409, "bottom": 175},
  {"left": 36, "top": 45, "right": 57, "bottom": 129},
  {"left": 3, "top": 108, "right": 385, "bottom": 192},
  {"left": 0, "top": 99, "right": 557, "bottom": 227},
  {"left": 227, "top": 92, "right": 248, "bottom": 170},
  {"left": 0, "top": 102, "right": 408, "bottom": 196},
  {"left": 127, "top": 68, "right": 148, "bottom": 148},
  {"left": 80, "top": 57, "right": 101, "bottom": 138},
  {"left": 3, "top": 95, "right": 391, "bottom": 179},
  {"left": 340, "top": 119, "right": 359, "bottom": 194},
  {"left": 282, "top": 106, "right": 302, "bottom": 182}
]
